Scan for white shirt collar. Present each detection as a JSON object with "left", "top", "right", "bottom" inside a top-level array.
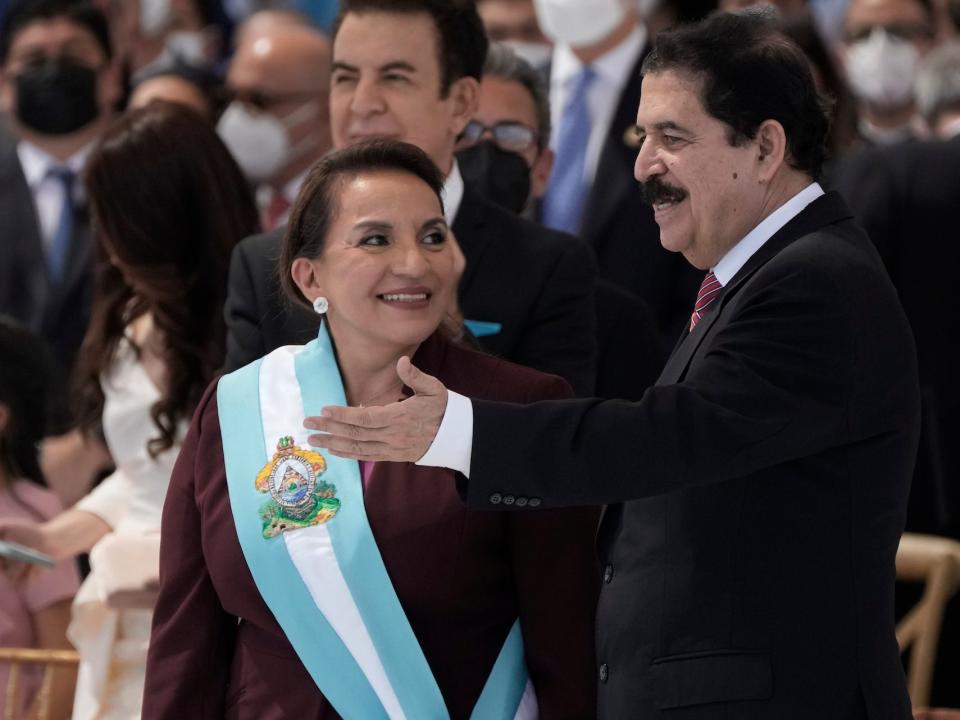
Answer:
[
  {"left": 442, "top": 160, "right": 464, "bottom": 225},
  {"left": 550, "top": 23, "right": 646, "bottom": 91},
  {"left": 16, "top": 139, "right": 93, "bottom": 190},
  {"left": 712, "top": 182, "right": 825, "bottom": 286}
]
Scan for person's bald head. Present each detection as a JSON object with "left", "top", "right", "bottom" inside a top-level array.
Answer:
[
  {"left": 229, "top": 15, "right": 331, "bottom": 97},
  {"left": 223, "top": 13, "right": 332, "bottom": 187}
]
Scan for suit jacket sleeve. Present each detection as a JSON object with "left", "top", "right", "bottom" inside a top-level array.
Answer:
[
  {"left": 224, "top": 239, "right": 267, "bottom": 372},
  {"left": 507, "top": 375, "right": 599, "bottom": 719},
  {"left": 143, "top": 383, "right": 235, "bottom": 718},
  {"left": 462, "top": 245, "right": 917, "bottom": 509},
  {"left": 511, "top": 235, "right": 598, "bottom": 396}
]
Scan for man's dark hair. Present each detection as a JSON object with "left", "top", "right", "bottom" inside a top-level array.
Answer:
[
  {"left": 332, "top": 0, "right": 488, "bottom": 97},
  {"left": 642, "top": 9, "right": 830, "bottom": 178},
  {"left": 0, "top": 0, "right": 112, "bottom": 64},
  {"left": 281, "top": 139, "right": 446, "bottom": 309}
]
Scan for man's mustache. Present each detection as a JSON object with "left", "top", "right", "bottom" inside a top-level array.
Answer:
[{"left": 641, "top": 178, "right": 688, "bottom": 206}]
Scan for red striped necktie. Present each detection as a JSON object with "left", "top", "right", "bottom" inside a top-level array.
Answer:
[{"left": 689, "top": 271, "right": 723, "bottom": 332}]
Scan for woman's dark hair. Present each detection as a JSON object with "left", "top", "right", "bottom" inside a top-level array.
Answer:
[
  {"left": 333, "top": 0, "right": 488, "bottom": 96},
  {"left": 281, "top": 139, "right": 446, "bottom": 308},
  {"left": 0, "top": 317, "right": 54, "bottom": 489},
  {"left": 642, "top": 8, "right": 830, "bottom": 178},
  {"left": 0, "top": 0, "right": 112, "bottom": 63},
  {"left": 75, "top": 102, "right": 259, "bottom": 457}
]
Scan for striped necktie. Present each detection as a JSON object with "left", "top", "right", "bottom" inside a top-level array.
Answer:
[{"left": 689, "top": 272, "right": 722, "bottom": 331}]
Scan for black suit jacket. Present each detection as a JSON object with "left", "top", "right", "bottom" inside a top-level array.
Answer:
[
  {"left": 574, "top": 48, "right": 702, "bottom": 352},
  {"left": 0, "top": 140, "right": 93, "bottom": 430},
  {"left": 223, "top": 187, "right": 598, "bottom": 395},
  {"left": 462, "top": 193, "right": 919, "bottom": 718},
  {"left": 593, "top": 279, "right": 661, "bottom": 401}
]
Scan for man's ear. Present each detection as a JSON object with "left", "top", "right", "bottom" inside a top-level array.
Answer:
[
  {"left": 448, "top": 76, "right": 480, "bottom": 136},
  {"left": 99, "top": 60, "right": 123, "bottom": 112},
  {"left": 755, "top": 119, "right": 788, "bottom": 182},
  {"left": 531, "top": 147, "right": 554, "bottom": 200},
  {"left": 0, "top": 69, "right": 12, "bottom": 115}
]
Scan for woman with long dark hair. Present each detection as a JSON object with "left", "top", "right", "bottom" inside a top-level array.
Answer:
[
  {"left": 0, "top": 101, "right": 258, "bottom": 719},
  {"left": 0, "top": 318, "right": 79, "bottom": 720}
]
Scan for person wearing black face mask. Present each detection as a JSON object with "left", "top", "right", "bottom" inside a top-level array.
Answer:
[
  {"left": 0, "top": 0, "right": 120, "bottom": 493},
  {"left": 458, "top": 42, "right": 663, "bottom": 400}
]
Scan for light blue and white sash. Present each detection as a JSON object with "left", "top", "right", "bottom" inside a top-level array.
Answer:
[{"left": 217, "top": 326, "right": 537, "bottom": 719}]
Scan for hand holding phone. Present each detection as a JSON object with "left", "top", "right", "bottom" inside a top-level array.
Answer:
[{"left": 0, "top": 539, "right": 55, "bottom": 568}]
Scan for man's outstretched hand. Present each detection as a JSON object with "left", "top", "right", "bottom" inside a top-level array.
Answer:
[{"left": 304, "top": 357, "right": 448, "bottom": 462}]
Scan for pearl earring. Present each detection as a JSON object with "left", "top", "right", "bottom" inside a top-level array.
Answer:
[{"left": 312, "top": 296, "right": 329, "bottom": 315}]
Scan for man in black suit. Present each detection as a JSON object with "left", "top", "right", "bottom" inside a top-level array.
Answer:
[
  {"left": 223, "top": 0, "right": 597, "bottom": 395},
  {"left": 308, "top": 11, "right": 920, "bottom": 718},
  {"left": 0, "top": 0, "right": 119, "bottom": 429},
  {"left": 535, "top": 0, "right": 701, "bottom": 349}
]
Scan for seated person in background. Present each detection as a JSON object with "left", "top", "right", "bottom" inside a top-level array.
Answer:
[
  {"left": 224, "top": 0, "right": 598, "bottom": 397},
  {"left": 128, "top": 60, "right": 223, "bottom": 121},
  {"left": 143, "top": 140, "right": 600, "bottom": 719},
  {"left": 0, "top": 318, "right": 79, "bottom": 720},
  {"left": 458, "top": 42, "right": 662, "bottom": 399},
  {"left": 0, "top": 103, "right": 258, "bottom": 720}
]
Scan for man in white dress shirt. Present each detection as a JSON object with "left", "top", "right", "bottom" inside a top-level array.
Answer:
[
  {"left": 535, "top": 0, "right": 702, "bottom": 350},
  {"left": 307, "top": 10, "right": 920, "bottom": 718}
]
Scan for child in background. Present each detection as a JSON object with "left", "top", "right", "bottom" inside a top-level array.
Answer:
[{"left": 0, "top": 317, "right": 79, "bottom": 719}]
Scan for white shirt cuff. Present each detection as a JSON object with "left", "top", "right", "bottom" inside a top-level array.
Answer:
[{"left": 415, "top": 390, "right": 473, "bottom": 477}]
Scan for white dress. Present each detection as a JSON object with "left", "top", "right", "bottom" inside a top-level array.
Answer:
[{"left": 67, "top": 337, "right": 183, "bottom": 720}]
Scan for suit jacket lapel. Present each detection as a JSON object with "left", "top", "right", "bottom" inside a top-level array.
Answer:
[
  {"left": 657, "top": 192, "right": 854, "bottom": 386},
  {"left": 0, "top": 147, "right": 48, "bottom": 329},
  {"left": 452, "top": 187, "right": 494, "bottom": 299}
]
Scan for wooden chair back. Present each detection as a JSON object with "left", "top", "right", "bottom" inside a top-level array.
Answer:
[{"left": 0, "top": 648, "right": 78, "bottom": 720}]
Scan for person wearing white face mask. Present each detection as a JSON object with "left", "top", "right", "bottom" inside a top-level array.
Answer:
[
  {"left": 842, "top": 0, "right": 935, "bottom": 146},
  {"left": 535, "top": 0, "right": 702, "bottom": 353},
  {"left": 477, "top": 0, "right": 554, "bottom": 73},
  {"left": 218, "top": 11, "right": 332, "bottom": 231},
  {"left": 126, "top": 0, "right": 221, "bottom": 78}
]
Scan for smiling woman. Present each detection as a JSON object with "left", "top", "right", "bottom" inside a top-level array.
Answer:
[{"left": 142, "top": 139, "right": 601, "bottom": 719}]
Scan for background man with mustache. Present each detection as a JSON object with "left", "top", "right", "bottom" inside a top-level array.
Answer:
[{"left": 308, "top": 9, "right": 921, "bottom": 718}]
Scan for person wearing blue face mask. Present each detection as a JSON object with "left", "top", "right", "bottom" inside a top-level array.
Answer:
[{"left": 0, "top": 0, "right": 120, "bottom": 437}]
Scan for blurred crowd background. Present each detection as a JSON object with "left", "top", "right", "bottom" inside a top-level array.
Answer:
[{"left": 0, "top": 0, "right": 959, "bottom": 717}]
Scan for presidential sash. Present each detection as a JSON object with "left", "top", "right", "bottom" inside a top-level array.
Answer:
[{"left": 217, "top": 326, "right": 537, "bottom": 719}]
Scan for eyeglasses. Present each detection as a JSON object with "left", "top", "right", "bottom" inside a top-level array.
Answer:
[{"left": 458, "top": 120, "right": 539, "bottom": 154}]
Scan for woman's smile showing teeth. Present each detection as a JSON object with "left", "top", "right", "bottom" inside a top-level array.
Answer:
[{"left": 378, "top": 287, "right": 432, "bottom": 309}]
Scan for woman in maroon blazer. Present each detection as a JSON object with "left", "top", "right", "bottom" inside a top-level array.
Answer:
[{"left": 142, "top": 140, "right": 599, "bottom": 719}]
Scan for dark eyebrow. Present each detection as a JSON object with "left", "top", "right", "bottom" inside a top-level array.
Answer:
[
  {"left": 353, "top": 220, "right": 393, "bottom": 232},
  {"left": 421, "top": 217, "right": 447, "bottom": 232},
  {"left": 635, "top": 121, "right": 693, "bottom": 135},
  {"left": 380, "top": 61, "right": 416, "bottom": 74},
  {"left": 331, "top": 61, "right": 359, "bottom": 74}
]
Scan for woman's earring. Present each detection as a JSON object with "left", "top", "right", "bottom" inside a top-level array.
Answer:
[{"left": 312, "top": 296, "right": 329, "bottom": 315}]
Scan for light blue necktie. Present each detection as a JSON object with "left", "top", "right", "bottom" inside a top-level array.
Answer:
[
  {"left": 47, "top": 166, "right": 76, "bottom": 283},
  {"left": 542, "top": 65, "right": 596, "bottom": 235}
]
